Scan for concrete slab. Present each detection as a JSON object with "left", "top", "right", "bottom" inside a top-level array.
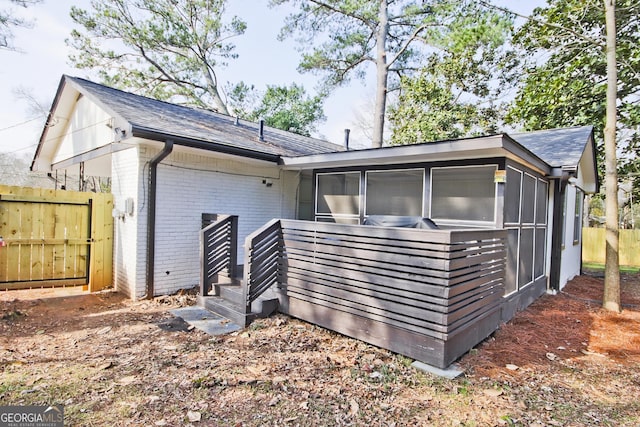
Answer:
[
  {"left": 411, "top": 361, "right": 464, "bottom": 379},
  {"left": 170, "top": 306, "right": 242, "bottom": 336}
]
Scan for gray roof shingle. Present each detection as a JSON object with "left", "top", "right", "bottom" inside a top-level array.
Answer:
[
  {"left": 63, "top": 76, "right": 594, "bottom": 171},
  {"left": 66, "top": 76, "right": 345, "bottom": 158},
  {"left": 509, "top": 125, "right": 594, "bottom": 169}
]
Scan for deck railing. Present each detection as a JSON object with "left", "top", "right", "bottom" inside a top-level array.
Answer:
[
  {"left": 206, "top": 218, "right": 507, "bottom": 367},
  {"left": 276, "top": 220, "right": 506, "bottom": 329},
  {"left": 274, "top": 219, "right": 507, "bottom": 368},
  {"left": 200, "top": 215, "right": 238, "bottom": 297},
  {"left": 242, "top": 219, "right": 282, "bottom": 311}
]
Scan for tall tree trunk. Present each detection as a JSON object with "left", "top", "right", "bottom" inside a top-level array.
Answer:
[
  {"left": 210, "top": 87, "right": 230, "bottom": 115},
  {"left": 603, "top": 0, "right": 621, "bottom": 312},
  {"left": 372, "top": 0, "right": 389, "bottom": 148},
  {"left": 203, "top": 65, "right": 230, "bottom": 115}
]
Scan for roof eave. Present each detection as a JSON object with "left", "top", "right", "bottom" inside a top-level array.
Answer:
[
  {"left": 31, "top": 75, "right": 68, "bottom": 171},
  {"left": 131, "top": 125, "right": 281, "bottom": 163},
  {"left": 281, "top": 135, "right": 551, "bottom": 174}
]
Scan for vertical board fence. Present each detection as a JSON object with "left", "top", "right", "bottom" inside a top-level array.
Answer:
[
  {"left": 582, "top": 228, "right": 640, "bottom": 267},
  {"left": 0, "top": 185, "right": 113, "bottom": 291}
]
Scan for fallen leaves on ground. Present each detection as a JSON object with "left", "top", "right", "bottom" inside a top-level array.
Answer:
[{"left": 1, "top": 272, "right": 639, "bottom": 426}]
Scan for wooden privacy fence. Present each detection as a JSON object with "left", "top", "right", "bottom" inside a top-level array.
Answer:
[
  {"left": 0, "top": 185, "right": 113, "bottom": 291},
  {"left": 582, "top": 228, "right": 640, "bottom": 267},
  {"left": 244, "top": 219, "right": 506, "bottom": 369}
]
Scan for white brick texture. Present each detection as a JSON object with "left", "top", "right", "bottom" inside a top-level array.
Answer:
[{"left": 114, "top": 145, "right": 298, "bottom": 297}]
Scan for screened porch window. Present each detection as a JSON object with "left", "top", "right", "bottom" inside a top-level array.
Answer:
[
  {"left": 315, "top": 172, "right": 360, "bottom": 222},
  {"left": 365, "top": 169, "right": 424, "bottom": 216},
  {"left": 430, "top": 165, "right": 497, "bottom": 223}
]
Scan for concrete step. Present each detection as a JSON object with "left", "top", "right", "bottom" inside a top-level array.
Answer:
[
  {"left": 197, "top": 295, "right": 248, "bottom": 327},
  {"left": 197, "top": 287, "right": 279, "bottom": 328},
  {"left": 217, "top": 284, "right": 244, "bottom": 305}
]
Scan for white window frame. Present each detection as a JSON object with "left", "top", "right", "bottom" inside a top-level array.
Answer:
[{"left": 573, "top": 188, "right": 583, "bottom": 245}]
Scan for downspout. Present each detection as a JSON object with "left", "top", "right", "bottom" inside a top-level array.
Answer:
[
  {"left": 146, "top": 140, "right": 174, "bottom": 299},
  {"left": 548, "top": 171, "right": 570, "bottom": 293}
]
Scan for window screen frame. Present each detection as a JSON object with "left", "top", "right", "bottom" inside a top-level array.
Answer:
[
  {"left": 521, "top": 173, "right": 537, "bottom": 225},
  {"left": 505, "top": 166, "right": 523, "bottom": 225},
  {"left": 314, "top": 171, "right": 362, "bottom": 223},
  {"left": 364, "top": 168, "right": 425, "bottom": 218},
  {"left": 429, "top": 164, "right": 499, "bottom": 226}
]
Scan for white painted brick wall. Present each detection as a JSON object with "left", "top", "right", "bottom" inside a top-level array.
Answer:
[
  {"left": 142, "top": 147, "right": 298, "bottom": 296},
  {"left": 111, "top": 146, "right": 148, "bottom": 299}
]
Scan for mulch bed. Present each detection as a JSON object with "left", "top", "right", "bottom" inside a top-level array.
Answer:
[{"left": 461, "top": 271, "right": 640, "bottom": 376}]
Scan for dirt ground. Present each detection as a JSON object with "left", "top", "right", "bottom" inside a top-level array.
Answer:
[{"left": 1, "top": 272, "right": 639, "bottom": 426}]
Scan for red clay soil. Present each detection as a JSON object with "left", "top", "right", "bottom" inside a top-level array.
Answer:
[
  {"left": 1, "top": 272, "right": 639, "bottom": 426},
  {"left": 461, "top": 271, "right": 640, "bottom": 376}
]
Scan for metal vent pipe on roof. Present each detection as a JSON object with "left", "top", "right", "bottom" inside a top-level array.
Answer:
[
  {"left": 344, "top": 128, "right": 351, "bottom": 150},
  {"left": 259, "top": 119, "right": 265, "bottom": 141}
]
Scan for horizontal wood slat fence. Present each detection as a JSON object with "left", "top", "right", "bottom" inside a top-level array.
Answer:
[
  {"left": 582, "top": 228, "right": 640, "bottom": 267},
  {"left": 200, "top": 215, "right": 238, "bottom": 296},
  {"left": 242, "top": 219, "right": 506, "bottom": 368},
  {"left": 0, "top": 185, "right": 113, "bottom": 291},
  {"left": 244, "top": 219, "right": 281, "bottom": 310}
]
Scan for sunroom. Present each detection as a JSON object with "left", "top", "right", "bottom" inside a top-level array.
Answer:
[
  {"left": 242, "top": 131, "right": 590, "bottom": 368},
  {"left": 285, "top": 133, "right": 558, "bottom": 312}
]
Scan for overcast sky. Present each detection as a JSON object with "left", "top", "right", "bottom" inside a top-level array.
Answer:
[{"left": 0, "top": 0, "right": 543, "bottom": 158}]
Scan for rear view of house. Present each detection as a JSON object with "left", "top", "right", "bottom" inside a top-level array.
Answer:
[{"left": 31, "top": 76, "right": 598, "bottom": 368}]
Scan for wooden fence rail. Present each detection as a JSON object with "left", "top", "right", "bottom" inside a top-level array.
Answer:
[
  {"left": 0, "top": 185, "right": 113, "bottom": 291},
  {"left": 582, "top": 228, "right": 640, "bottom": 267}
]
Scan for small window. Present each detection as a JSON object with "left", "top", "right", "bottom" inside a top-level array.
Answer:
[
  {"left": 430, "top": 166, "right": 497, "bottom": 223},
  {"left": 316, "top": 172, "right": 360, "bottom": 217},
  {"left": 573, "top": 189, "right": 583, "bottom": 244},
  {"left": 365, "top": 169, "right": 424, "bottom": 216}
]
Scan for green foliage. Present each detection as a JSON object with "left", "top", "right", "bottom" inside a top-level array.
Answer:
[
  {"left": 273, "top": 0, "right": 513, "bottom": 146},
  {"left": 389, "top": 73, "right": 482, "bottom": 143},
  {"left": 273, "top": 0, "right": 481, "bottom": 90},
  {"left": 67, "top": 0, "right": 247, "bottom": 114},
  {"left": 272, "top": 0, "right": 378, "bottom": 89},
  {"left": 507, "top": 0, "right": 640, "bottom": 179},
  {"left": 227, "top": 82, "right": 325, "bottom": 136},
  {"left": 388, "top": 1, "right": 513, "bottom": 144}
]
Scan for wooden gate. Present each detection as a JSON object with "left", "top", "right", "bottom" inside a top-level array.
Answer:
[{"left": 0, "top": 185, "right": 113, "bottom": 291}]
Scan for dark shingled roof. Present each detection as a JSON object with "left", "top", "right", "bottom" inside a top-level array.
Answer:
[
  {"left": 65, "top": 76, "right": 345, "bottom": 158},
  {"left": 510, "top": 125, "right": 594, "bottom": 169}
]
